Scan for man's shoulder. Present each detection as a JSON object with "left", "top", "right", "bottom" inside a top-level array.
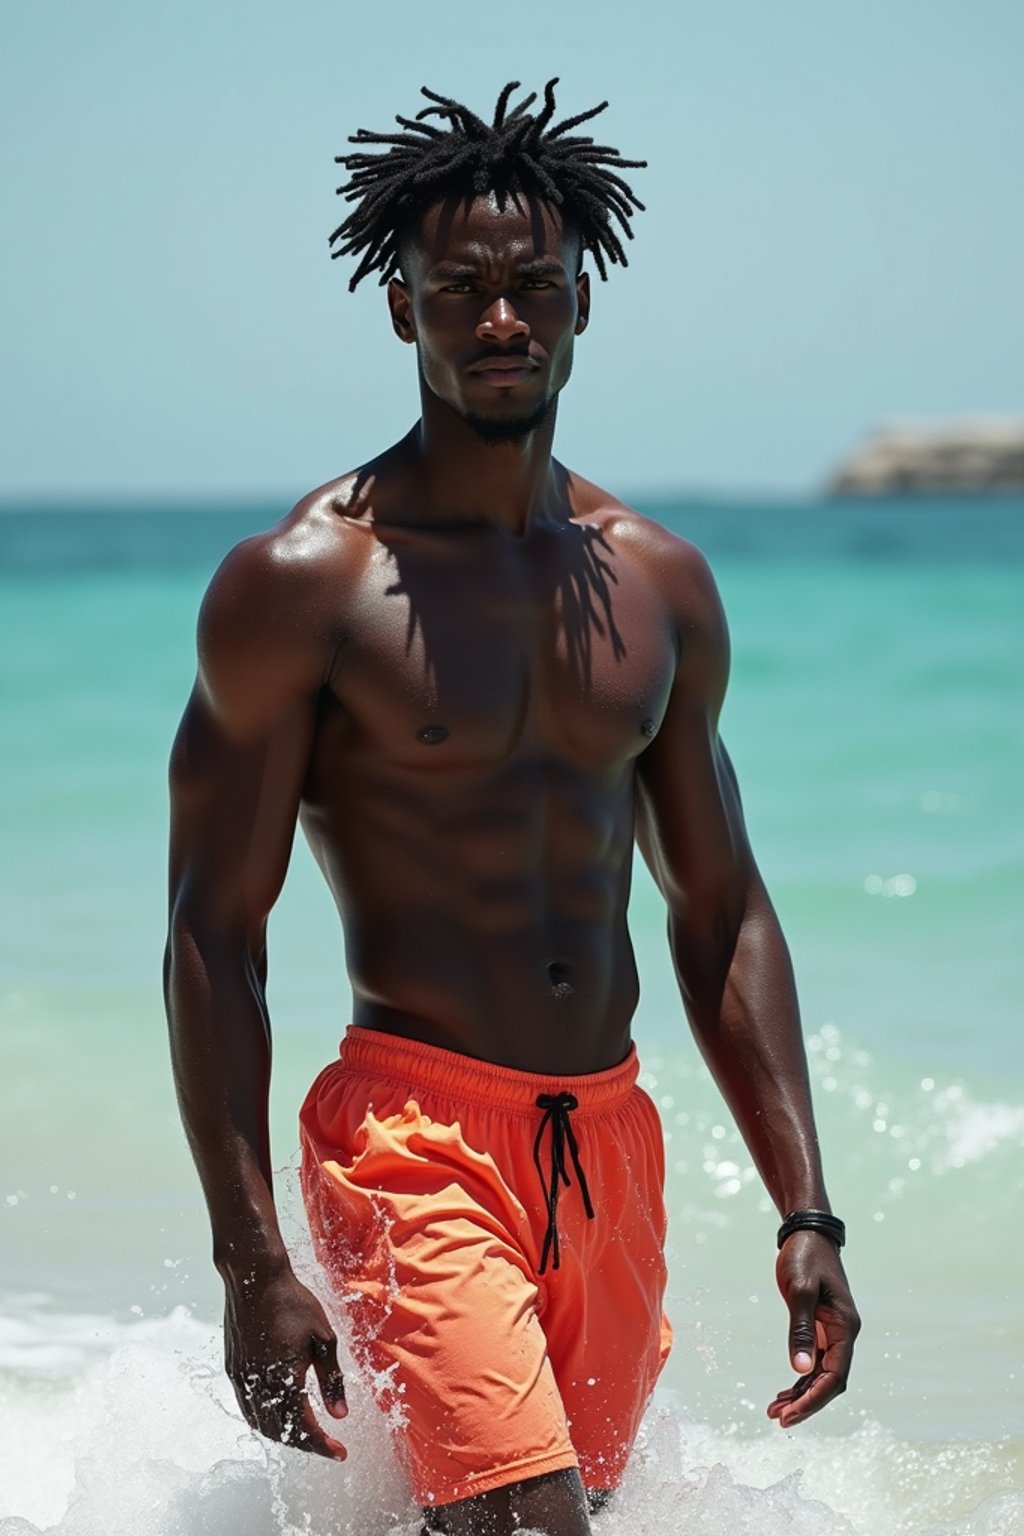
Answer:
[
  {"left": 192, "top": 474, "right": 380, "bottom": 693},
  {"left": 575, "top": 488, "right": 731, "bottom": 694},
  {"left": 568, "top": 475, "right": 722, "bottom": 614},
  {"left": 202, "top": 473, "right": 375, "bottom": 619}
]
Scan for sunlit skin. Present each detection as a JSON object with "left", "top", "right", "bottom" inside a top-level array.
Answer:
[
  {"left": 165, "top": 193, "right": 860, "bottom": 1536},
  {"left": 389, "top": 194, "right": 589, "bottom": 445}
]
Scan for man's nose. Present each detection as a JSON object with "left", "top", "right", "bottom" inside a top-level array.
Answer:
[{"left": 476, "top": 296, "right": 529, "bottom": 344}]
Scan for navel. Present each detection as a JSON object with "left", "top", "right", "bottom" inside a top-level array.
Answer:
[
  {"left": 416, "top": 724, "right": 450, "bottom": 746},
  {"left": 547, "top": 961, "right": 575, "bottom": 1001}
]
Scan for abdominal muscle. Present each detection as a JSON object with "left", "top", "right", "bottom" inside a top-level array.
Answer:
[{"left": 299, "top": 747, "right": 643, "bottom": 1076}]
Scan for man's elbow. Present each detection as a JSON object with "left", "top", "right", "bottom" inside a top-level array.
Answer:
[
  {"left": 165, "top": 885, "right": 264, "bottom": 997},
  {"left": 663, "top": 854, "right": 749, "bottom": 942}
]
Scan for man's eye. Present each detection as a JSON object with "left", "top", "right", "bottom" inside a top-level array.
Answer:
[
  {"left": 441, "top": 283, "right": 475, "bottom": 294},
  {"left": 521, "top": 280, "right": 554, "bottom": 290}
]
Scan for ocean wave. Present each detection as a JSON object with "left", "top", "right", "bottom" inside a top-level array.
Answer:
[
  {"left": 638, "top": 1023, "right": 1024, "bottom": 1218},
  {"left": 0, "top": 1303, "right": 1020, "bottom": 1536}
]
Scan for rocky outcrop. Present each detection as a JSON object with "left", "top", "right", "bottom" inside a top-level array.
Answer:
[{"left": 827, "top": 417, "right": 1024, "bottom": 494}]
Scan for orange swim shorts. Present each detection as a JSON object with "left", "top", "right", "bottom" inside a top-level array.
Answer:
[{"left": 299, "top": 1027, "right": 672, "bottom": 1508}]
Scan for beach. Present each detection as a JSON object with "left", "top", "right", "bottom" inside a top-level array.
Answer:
[{"left": 1, "top": 496, "right": 1022, "bottom": 1534}]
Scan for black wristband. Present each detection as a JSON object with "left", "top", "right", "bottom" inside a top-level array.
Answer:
[{"left": 777, "top": 1210, "right": 846, "bottom": 1250}]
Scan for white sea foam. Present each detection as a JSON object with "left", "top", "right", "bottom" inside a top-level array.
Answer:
[
  {"left": 799, "top": 1025, "right": 1024, "bottom": 1183},
  {"left": 1, "top": 1304, "right": 1020, "bottom": 1536},
  {"left": 932, "top": 1098, "right": 1024, "bottom": 1172}
]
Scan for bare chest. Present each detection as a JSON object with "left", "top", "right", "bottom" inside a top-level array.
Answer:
[{"left": 328, "top": 526, "right": 677, "bottom": 771}]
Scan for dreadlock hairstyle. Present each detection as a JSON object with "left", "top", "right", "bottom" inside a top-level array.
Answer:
[{"left": 330, "top": 79, "right": 647, "bottom": 292}]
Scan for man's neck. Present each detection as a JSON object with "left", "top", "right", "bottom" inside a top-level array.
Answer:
[{"left": 411, "top": 392, "right": 563, "bottom": 538}]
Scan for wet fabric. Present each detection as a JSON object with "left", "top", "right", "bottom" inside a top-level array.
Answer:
[{"left": 299, "top": 1026, "right": 672, "bottom": 1507}]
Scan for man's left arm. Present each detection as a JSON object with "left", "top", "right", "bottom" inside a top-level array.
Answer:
[{"left": 634, "top": 540, "right": 860, "bottom": 1428}]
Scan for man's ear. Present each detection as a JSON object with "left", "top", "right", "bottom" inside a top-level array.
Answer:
[
  {"left": 388, "top": 278, "right": 416, "bottom": 344},
  {"left": 575, "top": 270, "right": 591, "bottom": 335}
]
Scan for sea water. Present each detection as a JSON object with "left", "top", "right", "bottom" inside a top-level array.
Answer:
[{"left": 1, "top": 498, "right": 1022, "bottom": 1533}]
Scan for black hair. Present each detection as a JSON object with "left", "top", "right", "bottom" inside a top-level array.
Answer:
[{"left": 330, "top": 79, "right": 646, "bottom": 292}]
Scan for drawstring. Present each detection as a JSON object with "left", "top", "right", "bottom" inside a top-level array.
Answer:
[{"left": 533, "top": 1092, "right": 595, "bottom": 1274}]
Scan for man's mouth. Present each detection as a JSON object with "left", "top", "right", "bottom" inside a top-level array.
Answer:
[{"left": 467, "top": 355, "right": 540, "bottom": 376}]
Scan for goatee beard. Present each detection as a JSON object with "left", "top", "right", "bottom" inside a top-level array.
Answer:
[{"left": 462, "top": 395, "right": 554, "bottom": 446}]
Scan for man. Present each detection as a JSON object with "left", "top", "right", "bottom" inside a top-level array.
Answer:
[{"left": 165, "top": 81, "right": 859, "bottom": 1536}]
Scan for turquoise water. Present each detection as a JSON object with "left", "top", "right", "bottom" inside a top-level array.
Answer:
[{"left": 1, "top": 499, "right": 1022, "bottom": 1534}]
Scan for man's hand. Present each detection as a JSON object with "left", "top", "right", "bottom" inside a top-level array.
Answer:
[
  {"left": 767, "top": 1230, "right": 861, "bottom": 1429},
  {"left": 224, "top": 1267, "right": 348, "bottom": 1459}
]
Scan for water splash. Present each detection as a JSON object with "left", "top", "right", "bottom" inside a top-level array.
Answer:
[{"left": 1, "top": 1303, "right": 1020, "bottom": 1536}]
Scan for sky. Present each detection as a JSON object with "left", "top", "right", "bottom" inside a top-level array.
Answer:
[{"left": 2, "top": 0, "right": 1022, "bottom": 502}]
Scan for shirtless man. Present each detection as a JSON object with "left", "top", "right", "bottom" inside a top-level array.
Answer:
[{"left": 165, "top": 82, "right": 859, "bottom": 1536}]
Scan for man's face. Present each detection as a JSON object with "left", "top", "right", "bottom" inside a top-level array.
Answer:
[{"left": 388, "top": 193, "right": 590, "bottom": 443}]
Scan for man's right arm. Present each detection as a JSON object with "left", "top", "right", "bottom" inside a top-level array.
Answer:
[{"left": 163, "top": 530, "right": 347, "bottom": 1458}]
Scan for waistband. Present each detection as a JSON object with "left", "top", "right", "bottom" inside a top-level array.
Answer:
[{"left": 338, "top": 1026, "right": 640, "bottom": 1118}]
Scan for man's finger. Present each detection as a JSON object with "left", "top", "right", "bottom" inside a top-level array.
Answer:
[
  {"left": 243, "top": 1374, "right": 347, "bottom": 1461},
  {"left": 284, "top": 1388, "right": 348, "bottom": 1460},
  {"left": 233, "top": 1363, "right": 299, "bottom": 1441},
  {"left": 786, "top": 1289, "right": 818, "bottom": 1374},
  {"left": 766, "top": 1385, "right": 803, "bottom": 1411},
  {"left": 311, "top": 1334, "right": 348, "bottom": 1418},
  {"left": 263, "top": 1356, "right": 347, "bottom": 1460},
  {"left": 766, "top": 1373, "right": 817, "bottom": 1419},
  {"left": 769, "top": 1367, "right": 846, "bottom": 1428}
]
